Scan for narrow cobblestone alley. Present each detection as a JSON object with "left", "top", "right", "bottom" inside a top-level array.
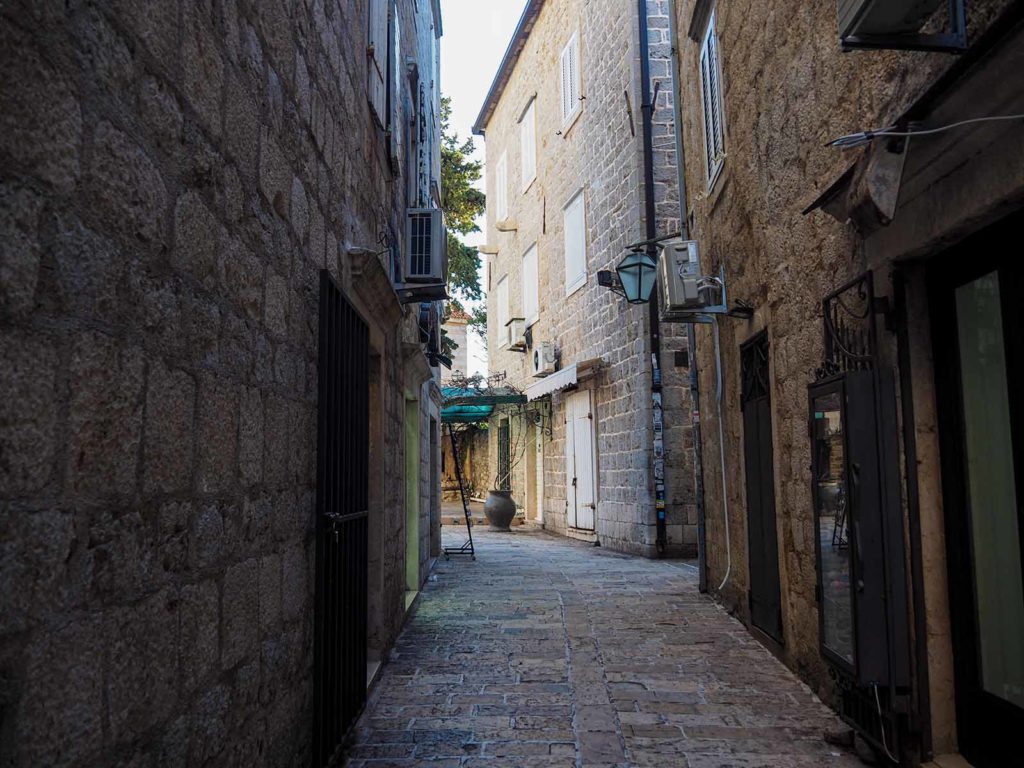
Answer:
[{"left": 347, "top": 529, "right": 862, "bottom": 767}]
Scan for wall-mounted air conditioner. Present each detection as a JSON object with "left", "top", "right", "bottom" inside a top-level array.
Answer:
[
  {"left": 838, "top": 0, "right": 945, "bottom": 39},
  {"left": 405, "top": 208, "right": 447, "bottom": 283},
  {"left": 532, "top": 341, "right": 556, "bottom": 377},
  {"left": 505, "top": 317, "right": 526, "bottom": 350},
  {"left": 658, "top": 240, "right": 705, "bottom": 316}
]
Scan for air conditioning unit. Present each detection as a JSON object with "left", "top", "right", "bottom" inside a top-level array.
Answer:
[
  {"left": 838, "top": 0, "right": 944, "bottom": 39},
  {"left": 658, "top": 240, "right": 705, "bottom": 316},
  {"left": 505, "top": 317, "right": 526, "bottom": 350},
  {"left": 532, "top": 341, "right": 556, "bottom": 377},
  {"left": 405, "top": 208, "right": 447, "bottom": 283}
]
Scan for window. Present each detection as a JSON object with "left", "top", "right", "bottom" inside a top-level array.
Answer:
[
  {"left": 520, "top": 99, "right": 537, "bottom": 191},
  {"left": 367, "top": 0, "right": 388, "bottom": 124},
  {"left": 699, "top": 12, "right": 726, "bottom": 188},
  {"left": 496, "top": 275, "right": 509, "bottom": 346},
  {"left": 563, "top": 190, "right": 586, "bottom": 296},
  {"left": 522, "top": 243, "right": 539, "bottom": 325},
  {"left": 494, "top": 151, "right": 508, "bottom": 221},
  {"left": 559, "top": 33, "right": 581, "bottom": 126}
]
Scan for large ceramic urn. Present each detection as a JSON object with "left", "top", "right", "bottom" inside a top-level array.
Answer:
[{"left": 484, "top": 490, "right": 517, "bottom": 531}]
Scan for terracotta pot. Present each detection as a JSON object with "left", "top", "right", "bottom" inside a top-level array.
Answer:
[{"left": 484, "top": 490, "right": 517, "bottom": 531}]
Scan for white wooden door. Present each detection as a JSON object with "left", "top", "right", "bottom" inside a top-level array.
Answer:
[
  {"left": 566, "top": 390, "right": 596, "bottom": 530},
  {"left": 535, "top": 426, "right": 544, "bottom": 524}
]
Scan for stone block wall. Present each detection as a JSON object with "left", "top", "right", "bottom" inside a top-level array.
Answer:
[
  {"left": 480, "top": 0, "right": 695, "bottom": 557},
  {"left": 672, "top": 0, "right": 1016, "bottom": 745},
  {"left": 0, "top": 0, "right": 441, "bottom": 764}
]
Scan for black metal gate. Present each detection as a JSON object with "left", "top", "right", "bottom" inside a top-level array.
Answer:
[
  {"left": 741, "top": 332, "right": 783, "bottom": 642},
  {"left": 314, "top": 270, "right": 369, "bottom": 766},
  {"left": 497, "top": 419, "right": 511, "bottom": 490}
]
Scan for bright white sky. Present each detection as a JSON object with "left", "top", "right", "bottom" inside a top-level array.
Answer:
[{"left": 440, "top": 0, "right": 528, "bottom": 376}]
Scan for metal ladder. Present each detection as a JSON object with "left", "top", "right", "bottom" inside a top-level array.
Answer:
[{"left": 443, "top": 423, "right": 475, "bottom": 560}]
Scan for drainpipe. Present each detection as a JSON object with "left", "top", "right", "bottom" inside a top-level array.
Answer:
[
  {"left": 666, "top": 0, "right": 708, "bottom": 588},
  {"left": 637, "top": 0, "right": 667, "bottom": 556}
]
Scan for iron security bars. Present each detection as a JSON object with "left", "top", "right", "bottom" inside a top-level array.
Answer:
[{"left": 314, "top": 271, "right": 370, "bottom": 766}]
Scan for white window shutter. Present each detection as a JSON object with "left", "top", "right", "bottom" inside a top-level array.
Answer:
[
  {"left": 496, "top": 276, "right": 509, "bottom": 346},
  {"left": 520, "top": 100, "right": 536, "bottom": 190},
  {"left": 560, "top": 33, "right": 580, "bottom": 125},
  {"left": 699, "top": 13, "right": 725, "bottom": 187},
  {"left": 560, "top": 44, "right": 572, "bottom": 122},
  {"left": 569, "top": 35, "right": 580, "bottom": 108},
  {"left": 495, "top": 152, "right": 508, "bottom": 221},
  {"left": 522, "top": 243, "right": 538, "bottom": 324},
  {"left": 563, "top": 191, "right": 586, "bottom": 295},
  {"left": 367, "top": 0, "right": 388, "bottom": 124}
]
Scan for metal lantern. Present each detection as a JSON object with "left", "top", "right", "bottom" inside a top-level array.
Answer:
[{"left": 615, "top": 249, "right": 658, "bottom": 304}]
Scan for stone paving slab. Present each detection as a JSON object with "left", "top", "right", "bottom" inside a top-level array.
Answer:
[{"left": 346, "top": 529, "right": 861, "bottom": 768}]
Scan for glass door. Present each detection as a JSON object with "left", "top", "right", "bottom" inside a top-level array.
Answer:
[
  {"left": 811, "top": 385, "right": 855, "bottom": 671},
  {"left": 932, "top": 213, "right": 1024, "bottom": 768}
]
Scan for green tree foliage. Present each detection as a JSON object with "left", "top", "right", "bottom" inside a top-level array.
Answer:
[{"left": 441, "top": 96, "right": 486, "bottom": 351}]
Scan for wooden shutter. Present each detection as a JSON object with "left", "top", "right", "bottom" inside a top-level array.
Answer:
[
  {"left": 367, "top": 0, "right": 387, "bottom": 124},
  {"left": 699, "top": 13, "right": 725, "bottom": 187},
  {"left": 567, "top": 390, "right": 596, "bottom": 531},
  {"left": 520, "top": 100, "right": 536, "bottom": 190},
  {"left": 496, "top": 275, "right": 509, "bottom": 346},
  {"left": 565, "top": 397, "right": 577, "bottom": 526},
  {"left": 495, "top": 152, "right": 508, "bottom": 221},
  {"left": 563, "top": 190, "right": 586, "bottom": 295},
  {"left": 560, "top": 33, "right": 580, "bottom": 124},
  {"left": 522, "top": 243, "right": 538, "bottom": 323}
]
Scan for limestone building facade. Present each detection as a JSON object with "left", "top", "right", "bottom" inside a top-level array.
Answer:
[
  {"left": 475, "top": 0, "right": 697, "bottom": 557},
  {"left": 670, "top": 0, "right": 1024, "bottom": 764},
  {"left": 0, "top": 0, "right": 445, "bottom": 764}
]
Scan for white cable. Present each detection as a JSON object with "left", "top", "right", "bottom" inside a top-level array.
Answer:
[
  {"left": 829, "top": 113, "right": 1024, "bottom": 149},
  {"left": 873, "top": 684, "right": 899, "bottom": 765},
  {"left": 713, "top": 316, "right": 731, "bottom": 592}
]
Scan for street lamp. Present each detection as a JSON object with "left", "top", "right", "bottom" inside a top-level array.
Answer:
[{"left": 615, "top": 249, "right": 658, "bottom": 304}]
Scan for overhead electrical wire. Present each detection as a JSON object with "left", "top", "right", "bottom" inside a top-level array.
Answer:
[{"left": 828, "top": 113, "right": 1024, "bottom": 149}]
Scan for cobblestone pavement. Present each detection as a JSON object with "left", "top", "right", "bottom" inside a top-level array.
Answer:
[{"left": 347, "top": 529, "right": 862, "bottom": 767}]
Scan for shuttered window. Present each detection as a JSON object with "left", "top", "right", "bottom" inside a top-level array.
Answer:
[
  {"left": 699, "top": 12, "right": 726, "bottom": 189},
  {"left": 496, "top": 275, "right": 509, "bottom": 347},
  {"left": 563, "top": 190, "right": 586, "bottom": 296},
  {"left": 520, "top": 99, "right": 537, "bottom": 191},
  {"left": 494, "top": 151, "right": 508, "bottom": 221},
  {"left": 367, "top": 0, "right": 388, "bottom": 124},
  {"left": 522, "top": 243, "right": 539, "bottom": 325},
  {"left": 559, "top": 33, "right": 581, "bottom": 126}
]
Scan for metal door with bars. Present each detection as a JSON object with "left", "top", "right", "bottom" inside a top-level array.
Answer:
[
  {"left": 741, "top": 332, "right": 783, "bottom": 642},
  {"left": 314, "top": 271, "right": 369, "bottom": 766}
]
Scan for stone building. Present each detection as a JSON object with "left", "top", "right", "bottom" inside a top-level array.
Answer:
[
  {"left": 670, "top": 0, "right": 1024, "bottom": 765},
  {"left": 474, "top": 0, "right": 697, "bottom": 556},
  {"left": 0, "top": 0, "right": 444, "bottom": 764},
  {"left": 441, "top": 304, "right": 470, "bottom": 380}
]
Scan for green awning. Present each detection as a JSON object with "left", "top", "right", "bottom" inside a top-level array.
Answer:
[{"left": 440, "top": 387, "right": 527, "bottom": 423}]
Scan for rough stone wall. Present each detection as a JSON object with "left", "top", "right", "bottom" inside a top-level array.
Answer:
[
  {"left": 0, "top": 0, "right": 441, "bottom": 765},
  {"left": 672, "top": 0, "right": 1016, "bottom": 740},
  {"left": 481, "top": 0, "right": 694, "bottom": 556}
]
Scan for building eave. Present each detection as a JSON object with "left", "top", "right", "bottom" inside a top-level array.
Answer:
[{"left": 471, "top": 0, "right": 546, "bottom": 136}]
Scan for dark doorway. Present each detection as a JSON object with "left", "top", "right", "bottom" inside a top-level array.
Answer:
[
  {"left": 741, "top": 331, "right": 783, "bottom": 643},
  {"left": 931, "top": 210, "right": 1024, "bottom": 768},
  {"left": 313, "top": 271, "right": 370, "bottom": 766}
]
